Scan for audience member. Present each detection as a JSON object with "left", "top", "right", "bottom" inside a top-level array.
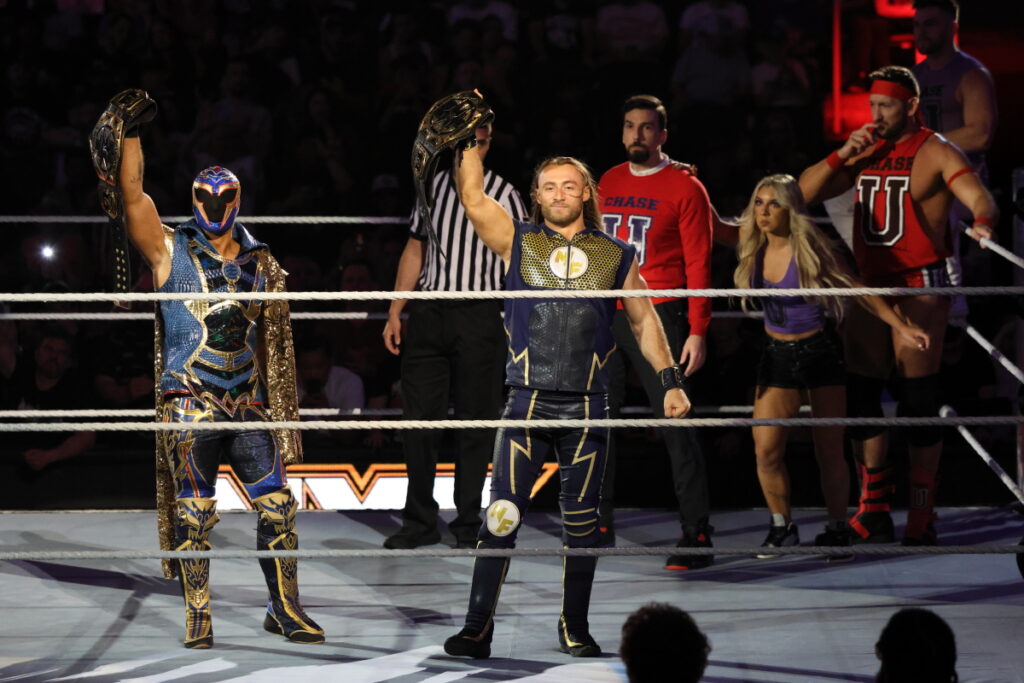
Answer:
[
  {"left": 447, "top": 0, "right": 518, "bottom": 42},
  {"left": 875, "top": 608, "right": 958, "bottom": 683},
  {"left": 4, "top": 326, "right": 96, "bottom": 473},
  {"left": 525, "top": 0, "right": 595, "bottom": 69},
  {"left": 670, "top": 1, "right": 751, "bottom": 199},
  {"left": 620, "top": 602, "right": 710, "bottom": 683},
  {"left": 297, "top": 340, "right": 366, "bottom": 414}
]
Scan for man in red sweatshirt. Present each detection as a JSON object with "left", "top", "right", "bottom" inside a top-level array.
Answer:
[{"left": 598, "top": 94, "right": 715, "bottom": 570}]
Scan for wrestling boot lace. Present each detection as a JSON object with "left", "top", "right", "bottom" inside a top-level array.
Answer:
[
  {"left": 557, "top": 615, "right": 601, "bottom": 657},
  {"left": 665, "top": 520, "right": 714, "bottom": 570},
  {"left": 444, "top": 619, "right": 494, "bottom": 659}
]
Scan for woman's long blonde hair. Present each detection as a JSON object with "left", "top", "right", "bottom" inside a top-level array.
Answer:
[{"left": 733, "top": 174, "right": 855, "bottom": 320}]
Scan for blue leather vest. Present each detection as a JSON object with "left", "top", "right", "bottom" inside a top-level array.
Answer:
[
  {"left": 158, "top": 220, "right": 268, "bottom": 413},
  {"left": 503, "top": 220, "right": 635, "bottom": 393}
]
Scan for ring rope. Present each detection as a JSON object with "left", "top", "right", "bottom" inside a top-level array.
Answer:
[
  {"left": 941, "top": 405, "right": 1024, "bottom": 506},
  {"left": 1, "top": 286, "right": 1022, "bottom": 304},
  {"left": 958, "top": 221, "right": 1024, "bottom": 270},
  {"left": 0, "top": 214, "right": 837, "bottom": 226},
  {"left": 0, "top": 215, "right": 409, "bottom": 225},
  {"left": 0, "top": 405, "right": 788, "bottom": 419},
  {"left": 0, "top": 416, "right": 1020, "bottom": 432},
  {"left": 1, "top": 544, "right": 1022, "bottom": 562},
  {"left": 0, "top": 310, "right": 763, "bottom": 322},
  {"left": 0, "top": 312, "right": 388, "bottom": 321}
]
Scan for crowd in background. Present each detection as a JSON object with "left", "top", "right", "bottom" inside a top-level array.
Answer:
[{"left": 0, "top": 0, "right": 1018, "bottom": 506}]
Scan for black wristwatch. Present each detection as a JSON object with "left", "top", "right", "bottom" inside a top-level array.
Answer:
[{"left": 660, "top": 365, "right": 685, "bottom": 392}]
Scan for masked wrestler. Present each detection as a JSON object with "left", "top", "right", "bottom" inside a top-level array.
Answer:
[{"left": 94, "top": 91, "right": 323, "bottom": 648}]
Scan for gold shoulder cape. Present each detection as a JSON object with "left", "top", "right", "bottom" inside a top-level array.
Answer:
[{"left": 154, "top": 235, "right": 302, "bottom": 579}]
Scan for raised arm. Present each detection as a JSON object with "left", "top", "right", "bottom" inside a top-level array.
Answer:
[
  {"left": 120, "top": 136, "right": 169, "bottom": 280},
  {"left": 454, "top": 141, "right": 515, "bottom": 261},
  {"left": 620, "top": 259, "right": 691, "bottom": 417},
  {"left": 799, "top": 123, "right": 877, "bottom": 205}
]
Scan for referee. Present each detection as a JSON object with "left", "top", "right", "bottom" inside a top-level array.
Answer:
[{"left": 382, "top": 123, "right": 527, "bottom": 549}]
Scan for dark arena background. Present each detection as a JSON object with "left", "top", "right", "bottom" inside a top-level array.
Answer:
[{"left": 1, "top": 1, "right": 1023, "bottom": 681}]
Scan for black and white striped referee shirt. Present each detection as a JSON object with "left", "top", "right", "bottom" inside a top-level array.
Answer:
[{"left": 410, "top": 168, "right": 527, "bottom": 291}]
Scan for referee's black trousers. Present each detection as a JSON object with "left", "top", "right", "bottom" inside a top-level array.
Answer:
[
  {"left": 603, "top": 299, "right": 711, "bottom": 530},
  {"left": 399, "top": 300, "right": 505, "bottom": 540}
]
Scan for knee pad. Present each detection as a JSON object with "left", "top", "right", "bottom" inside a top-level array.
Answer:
[
  {"left": 253, "top": 487, "right": 298, "bottom": 546},
  {"left": 480, "top": 498, "right": 525, "bottom": 547},
  {"left": 846, "top": 373, "right": 886, "bottom": 442},
  {"left": 561, "top": 500, "right": 601, "bottom": 548},
  {"left": 897, "top": 375, "right": 942, "bottom": 447},
  {"left": 175, "top": 497, "right": 219, "bottom": 550}
]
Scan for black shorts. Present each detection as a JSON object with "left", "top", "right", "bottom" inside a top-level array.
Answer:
[{"left": 756, "top": 328, "right": 846, "bottom": 390}]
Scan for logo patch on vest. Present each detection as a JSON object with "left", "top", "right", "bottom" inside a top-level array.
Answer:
[{"left": 548, "top": 246, "right": 589, "bottom": 280}]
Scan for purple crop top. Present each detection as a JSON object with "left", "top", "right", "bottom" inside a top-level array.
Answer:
[{"left": 756, "top": 251, "right": 826, "bottom": 335}]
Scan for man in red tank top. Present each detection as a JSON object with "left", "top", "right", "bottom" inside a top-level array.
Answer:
[{"left": 800, "top": 65, "right": 996, "bottom": 546}]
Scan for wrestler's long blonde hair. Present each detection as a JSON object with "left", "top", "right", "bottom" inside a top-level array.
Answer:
[{"left": 733, "top": 174, "right": 856, "bottom": 321}]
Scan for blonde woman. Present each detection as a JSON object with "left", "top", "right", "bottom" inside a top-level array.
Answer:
[{"left": 730, "top": 174, "right": 929, "bottom": 557}]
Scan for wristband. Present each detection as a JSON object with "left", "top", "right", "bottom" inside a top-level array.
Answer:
[
  {"left": 974, "top": 215, "right": 993, "bottom": 227},
  {"left": 660, "top": 365, "right": 685, "bottom": 392},
  {"left": 825, "top": 150, "right": 844, "bottom": 171}
]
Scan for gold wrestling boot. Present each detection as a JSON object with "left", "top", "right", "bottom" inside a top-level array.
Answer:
[
  {"left": 253, "top": 488, "right": 325, "bottom": 643},
  {"left": 175, "top": 497, "right": 219, "bottom": 649}
]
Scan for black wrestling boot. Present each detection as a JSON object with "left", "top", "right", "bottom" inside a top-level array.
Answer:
[
  {"left": 558, "top": 555, "right": 601, "bottom": 657},
  {"left": 557, "top": 615, "right": 601, "bottom": 657},
  {"left": 665, "top": 519, "right": 714, "bottom": 570},
  {"left": 445, "top": 546, "right": 510, "bottom": 659},
  {"left": 253, "top": 488, "right": 325, "bottom": 644},
  {"left": 444, "top": 619, "right": 494, "bottom": 659}
]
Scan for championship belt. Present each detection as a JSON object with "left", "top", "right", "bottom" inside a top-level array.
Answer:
[
  {"left": 410, "top": 89, "right": 494, "bottom": 259},
  {"left": 89, "top": 89, "right": 157, "bottom": 294}
]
